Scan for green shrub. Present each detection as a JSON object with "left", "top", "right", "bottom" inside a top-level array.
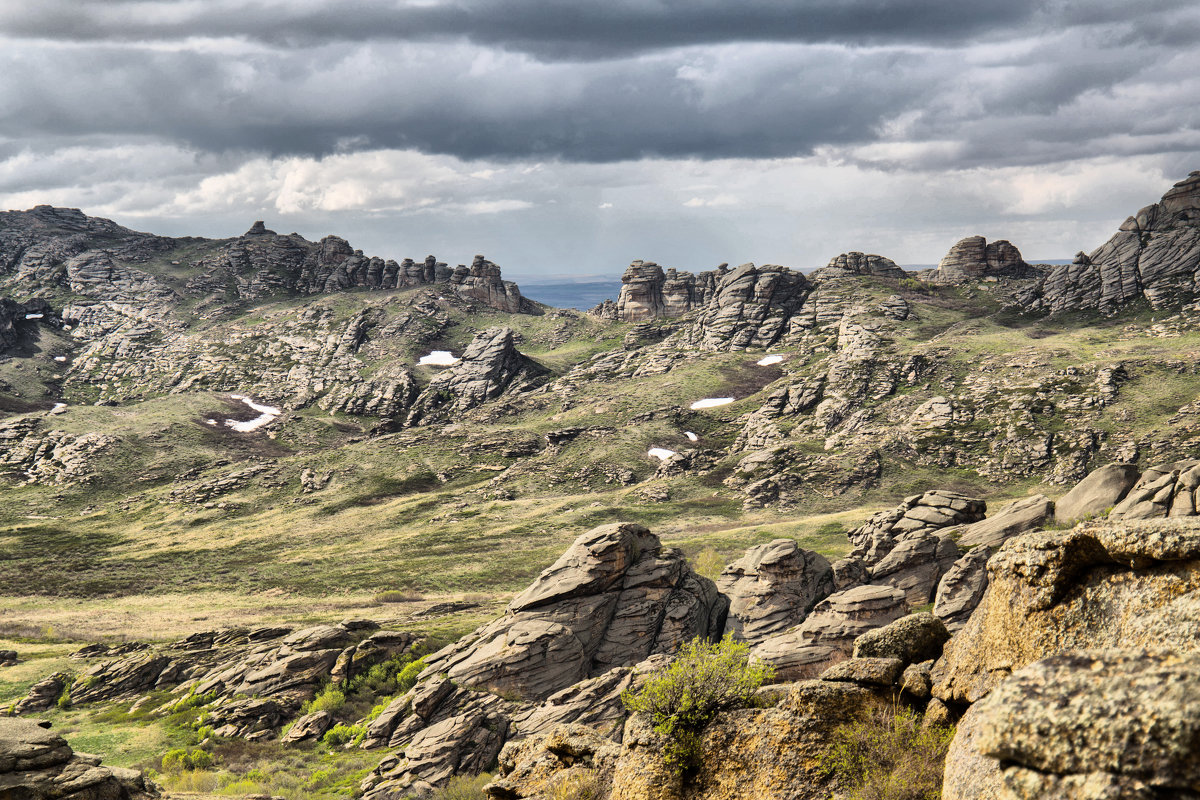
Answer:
[
  {"left": 621, "top": 635, "right": 772, "bottom": 773},
  {"left": 395, "top": 657, "right": 427, "bottom": 695},
  {"left": 322, "top": 722, "right": 366, "bottom": 748},
  {"left": 692, "top": 547, "right": 725, "bottom": 581},
  {"left": 160, "top": 747, "right": 215, "bottom": 773},
  {"left": 56, "top": 688, "right": 72, "bottom": 710},
  {"left": 302, "top": 685, "right": 346, "bottom": 714},
  {"left": 821, "top": 705, "right": 955, "bottom": 800}
]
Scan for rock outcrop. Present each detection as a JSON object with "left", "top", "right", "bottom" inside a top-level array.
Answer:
[
  {"left": 810, "top": 252, "right": 907, "bottom": 281},
  {"left": 925, "top": 236, "right": 1035, "bottom": 284},
  {"left": 406, "top": 327, "right": 548, "bottom": 425},
  {"left": 686, "top": 263, "right": 812, "bottom": 351},
  {"left": 751, "top": 584, "right": 908, "bottom": 680},
  {"left": 944, "top": 650, "right": 1200, "bottom": 800},
  {"left": 1108, "top": 459, "right": 1200, "bottom": 520},
  {"left": 609, "top": 680, "right": 887, "bottom": 800},
  {"left": 932, "top": 517, "right": 1200, "bottom": 705},
  {"left": 1055, "top": 462, "right": 1140, "bottom": 522},
  {"left": 1027, "top": 171, "right": 1200, "bottom": 312},
  {"left": 0, "top": 717, "right": 157, "bottom": 799},
  {"left": 953, "top": 494, "right": 1054, "bottom": 549},
  {"left": 415, "top": 523, "right": 727, "bottom": 702},
  {"left": 717, "top": 539, "right": 835, "bottom": 647}
]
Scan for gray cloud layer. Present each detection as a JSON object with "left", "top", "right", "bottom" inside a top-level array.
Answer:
[
  {"left": 0, "top": 1, "right": 1197, "bottom": 275},
  {"left": 2, "top": 1, "right": 1198, "bottom": 167}
]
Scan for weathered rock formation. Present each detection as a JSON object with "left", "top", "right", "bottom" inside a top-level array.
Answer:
[
  {"left": 0, "top": 206, "right": 535, "bottom": 314},
  {"left": 0, "top": 717, "right": 157, "bottom": 799},
  {"left": 925, "top": 236, "right": 1035, "bottom": 284},
  {"left": 716, "top": 539, "right": 835, "bottom": 647},
  {"left": 1109, "top": 459, "right": 1200, "bottom": 520},
  {"left": 607, "top": 261, "right": 727, "bottom": 322},
  {"left": 609, "top": 679, "right": 888, "bottom": 800},
  {"left": 1055, "top": 462, "right": 1140, "bottom": 522},
  {"left": 415, "top": 523, "right": 726, "bottom": 702},
  {"left": 405, "top": 327, "right": 548, "bottom": 425},
  {"left": 751, "top": 584, "right": 908, "bottom": 680},
  {"left": 932, "top": 517, "right": 1200, "bottom": 705},
  {"left": 953, "top": 494, "right": 1054, "bottom": 549},
  {"left": 944, "top": 650, "right": 1200, "bottom": 800},
  {"left": 810, "top": 252, "right": 907, "bottom": 281},
  {"left": 1026, "top": 170, "right": 1200, "bottom": 312}
]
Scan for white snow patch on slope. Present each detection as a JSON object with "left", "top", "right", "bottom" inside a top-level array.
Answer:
[
  {"left": 225, "top": 394, "right": 281, "bottom": 432},
  {"left": 648, "top": 447, "right": 677, "bottom": 460},
  {"left": 690, "top": 397, "right": 735, "bottom": 410},
  {"left": 757, "top": 354, "right": 784, "bottom": 366},
  {"left": 685, "top": 431, "right": 699, "bottom": 442},
  {"left": 419, "top": 350, "right": 460, "bottom": 366}
]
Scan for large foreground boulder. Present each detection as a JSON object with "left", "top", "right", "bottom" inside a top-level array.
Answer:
[
  {"left": 944, "top": 650, "right": 1200, "bottom": 800},
  {"left": 933, "top": 517, "right": 1200, "bottom": 705},
  {"left": 610, "top": 680, "right": 887, "bottom": 800},
  {"left": 0, "top": 717, "right": 157, "bottom": 799}
]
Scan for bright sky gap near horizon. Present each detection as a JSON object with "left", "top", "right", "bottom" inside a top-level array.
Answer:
[{"left": 1, "top": 1, "right": 1198, "bottom": 280}]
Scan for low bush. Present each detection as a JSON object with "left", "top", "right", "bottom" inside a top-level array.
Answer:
[
  {"left": 322, "top": 722, "right": 365, "bottom": 748},
  {"left": 621, "top": 635, "right": 772, "bottom": 773},
  {"left": 691, "top": 547, "right": 725, "bottom": 581},
  {"left": 302, "top": 685, "right": 346, "bottom": 715},
  {"left": 160, "top": 747, "right": 215, "bottom": 773},
  {"left": 821, "top": 705, "right": 955, "bottom": 800}
]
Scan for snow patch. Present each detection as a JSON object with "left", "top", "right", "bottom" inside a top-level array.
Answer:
[
  {"left": 419, "top": 350, "right": 460, "bottom": 366},
  {"left": 24, "top": 313, "right": 43, "bottom": 320},
  {"left": 648, "top": 447, "right": 677, "bottom": 461},
  {"left": 685, "top": 431, "right": 699, "bottom": 442},
  {"left": 690, "top": 397, "right": 735, "bottom": 410},
  {"left": 54, "top": 356, "right": 67, "bottom": 362},
  {"left": 757, "top": 354, "right": 784, "bottom": 366},
  {"left": 225, "top": 394, "right": 281, "bottom": 432}
]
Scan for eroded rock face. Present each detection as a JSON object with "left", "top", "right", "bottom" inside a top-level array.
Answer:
[
  {"left": 610, "top": 680, "right": 888, "bottom": 800},
  {"left": 1056, "top": 463, "right": 1140, "bottom": 522},
  {"left": 933, "top": 546, "right": 992, "bottom": 632},
  {"left": 685, "top": 263, "right": 812, "bottom": 351},
  {"left": 810, "top": 252, "right": 907, "bottom": 281},
  {"left": 847, "top": 489, "right": 986, "bottom": 568},
  {"left": 751, "top": 584, "right": 908, "bottom": 680},
  {"left": 851, "top": 612, "right": 949, "bottom": 665},
  {"left": 484, "top": 723, "right": 620, "bottom": 800},
  {"left": 945, "top": 650, "right": 1200, "bottom": 800},
  {"left": 954, "top": 494, "right": 1054, "bottom": 549},
  {"left": 0, "top": 717, "right": 158, "bottom": 799},
  {"left": 926, "top": 236, "right": 1034, "bottom": 284},
  {"left": 1027, "top": 171, "right": 1200, "bottom": 313},
  {"left": 932, "top": 518, "right": 1200, "bottom": 705},
  {"left": 717, "top": 539, "right": 835, "bottom": 647},
  {"left": 1109, "top": 460, "right": 1200, "bottom": 520},
  {"left": 405, "top": 327, "right": 548, "bottom": 425},
  {"left": 418, "top": 523, "right": 727, "bottom": 702}
]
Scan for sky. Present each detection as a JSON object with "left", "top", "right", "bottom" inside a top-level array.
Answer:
[{"left": 1, "top": 1, "right": 1199, "bottom": 279}]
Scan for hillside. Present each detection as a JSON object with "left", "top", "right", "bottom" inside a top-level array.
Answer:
[{"left": 1, "top": 171, "right": 1200, "bottom": 800}]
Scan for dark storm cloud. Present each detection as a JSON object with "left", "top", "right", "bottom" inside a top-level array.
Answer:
[
  {"left": 5, "top": 0, "right": 1193, "bottom": 58},
  {"left": 0, "top": 0, "right": 1045, "bottom": 56},
  {"left": 0, "top": 40, "right": 944, "bottom": 162},
  {"left": 0, "top": 0, "right": 1196, "bottom": 172}
]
